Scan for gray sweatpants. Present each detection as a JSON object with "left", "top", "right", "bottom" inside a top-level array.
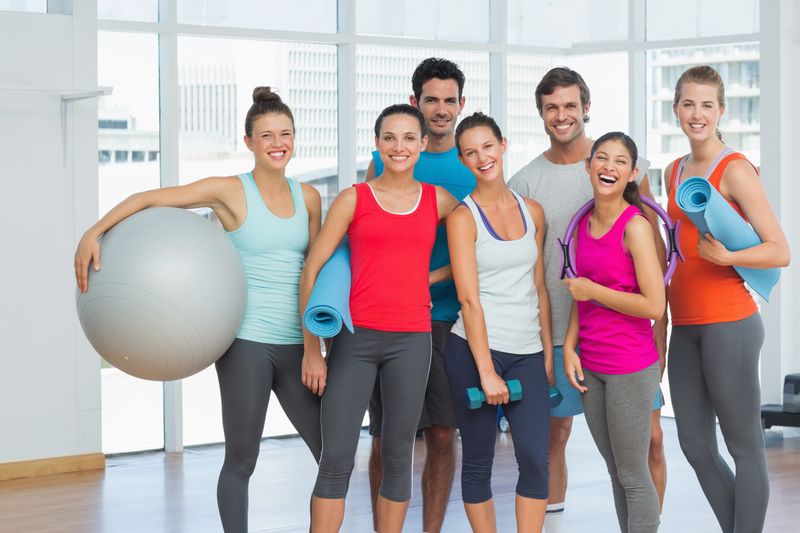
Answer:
[
  {"left": 314, "top": 327, "right": 432, "bottom": 502},
  {"left": 581, "top": 361, "right": 661, "bottom": 533},
  {"left": 215, "top": 338, "right": 322, "bottom": 533},
  {"left": 668, "top": 312, "right": 768, "bottom": 533}
]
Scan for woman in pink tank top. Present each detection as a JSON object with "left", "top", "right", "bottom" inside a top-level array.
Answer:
[
  {"left": 299, "top": 104, "right": 457, "bottom": 533},
  {"left": 562, "top": 132, "right": 665, "bottom": 532}
]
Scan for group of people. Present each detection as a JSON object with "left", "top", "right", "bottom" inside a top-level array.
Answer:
[{"left": 75, "top": 57, "right": 790, "bottom": 533}]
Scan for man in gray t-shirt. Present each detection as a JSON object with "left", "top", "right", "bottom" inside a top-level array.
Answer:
[{"left": 508, "top": 67, "right": 668, "bottom": 517}]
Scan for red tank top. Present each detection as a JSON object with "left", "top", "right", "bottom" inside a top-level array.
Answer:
[
  {"left": 348, "top": 182, "right": 438, "bottom": 332},
  {"left": 666, "top": 152, "right": 758, "bottom": 325}
]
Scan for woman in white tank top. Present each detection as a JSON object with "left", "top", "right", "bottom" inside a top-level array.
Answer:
[{"left": 445, "top": 112, "right": 554, "bottom": 532}]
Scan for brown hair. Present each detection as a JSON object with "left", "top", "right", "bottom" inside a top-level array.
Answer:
[
  {"left": 535, "top": 67, "right": 591, "bottom": 122},
  {"left": 244, "top": 87, "right": 295, "bottom": 137},
  {"left": 589, "top": 131, "right": 643, "bottom": 213},
  {"left": 673, "top": 66, "right": 725, "bottom": 141}
]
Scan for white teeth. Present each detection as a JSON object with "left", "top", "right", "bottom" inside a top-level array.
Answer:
[
  {"left": 689, "top": 123, "right": 705, "bottom": 129},
  {"left": 599, "top": 174, "right": 617, "bottom": 184},
  {"left": 555, "top": 124, "right": 570, "bottom": 130},
  {"left": 389, "top": 155, "right": 408, "bottom": 161},
  {"left": 478, "top": 162, "right": 495, "bottom": 171},
  {"left": 269, "top": 151, "right": 286, "bottom": 158}
]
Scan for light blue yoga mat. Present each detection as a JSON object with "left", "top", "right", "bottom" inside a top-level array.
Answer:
[
  {"left": 676, "top": 176, "right": 780, "bottom": 301},
  {"left": 303, "top": 240, "right": 354, "bottom": 337}
]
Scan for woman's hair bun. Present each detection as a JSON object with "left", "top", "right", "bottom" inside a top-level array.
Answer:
[{"left": 252, "top": 86, "right": 282, "bottom": 103}]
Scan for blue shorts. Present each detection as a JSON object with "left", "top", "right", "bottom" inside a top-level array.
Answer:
[{"left": 552, "top": 346, "right": 664, "bottom": 417}]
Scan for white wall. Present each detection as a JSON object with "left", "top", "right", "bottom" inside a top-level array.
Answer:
[
  {"left": 759, "top": 0, "right": 800, "bottom": 404},
  {"left": 0, "top": 6, "right": 101, "bottom": 463}
]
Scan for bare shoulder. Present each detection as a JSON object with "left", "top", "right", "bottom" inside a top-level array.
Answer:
[
  {"left": 723, "top": 158, "right": 759, "bottom": 184},
  {"left": 300, "top": 181, "right": 322, "bottom": 201},
  {"left": 626, "top": 213, "right": 653, "bottom": 237},
  {"left": 447, "top": 201, "right": 472, "bottom": 224}
]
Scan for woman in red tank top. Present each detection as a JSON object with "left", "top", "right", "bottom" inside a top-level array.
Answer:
[
  {"left": 665, "top": 66, "right": 789, "bottom": 533},
  {"left": 299, "top": 104, "right": 457, "bottom": 533}
]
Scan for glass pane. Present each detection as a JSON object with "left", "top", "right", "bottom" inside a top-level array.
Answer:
[
  {"left": 355, "top": 46, "right": 490, "bottom": 174},
  {"left": 178, "top": 0, "right": 336, "bottom": 33},
  {"left": 646, "top": 43, "right": 760, "bottom": 198},
  {"left": 98, "top": 0, "right": 157, "bottom": 22},
  {"left": 356, "top": 0, "right": 490, "bottom": 42},
  {"left": 567, "top": 52, "right": 630, "bottom": 139},
  {"left": 508, "top": 0, "right": 628, "bottom": 47},
  {"left": 0, "top": 0, "right": 45, "bottom": 13},
  {"left": 177, "top": 37, "right": 337, "bottom": 446},
  {"left": 97, "top": 31, "right": 164, "bottom": 454},
  {"left": 647, "top": 0, "right": 759, "bottom": 41},
  {"left": 506, "top": 54, "right": 563, "bottom": 176}
]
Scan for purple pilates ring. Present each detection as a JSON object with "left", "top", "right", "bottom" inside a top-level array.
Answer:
[{"left": 558, "top": 196, "right": 684, "bottom": 285}]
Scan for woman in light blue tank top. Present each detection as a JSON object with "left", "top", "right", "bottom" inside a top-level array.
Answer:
[
  {"left": 444, "top": 113, "right": 554, "bottom": 532},
  {"left": 75, "top": 88, "right": 324, "bottom": 533}
]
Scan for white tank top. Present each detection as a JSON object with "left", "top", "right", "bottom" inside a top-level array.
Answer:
[{"left": 451, "top": 191, "right": 543, "bottom": 354}]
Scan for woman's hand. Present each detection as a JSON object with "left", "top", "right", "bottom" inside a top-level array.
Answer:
[
  {"left": 697, "top": 233, "right": 732, "bottom": 266},
  {"left": 563, "top": 277, "right": 597, "bottom": 302},
  {"left": 301, "top": 349, "right": 327, "bottom": 396},
  {"left": 478, "top": 370, "right": 509, "bottom": 406},
  {"left": 75, "top": 230, "right": 102, "bottom": 293},
  {"left": 563, "top": 347, "right": 587, "bottom": 393}
]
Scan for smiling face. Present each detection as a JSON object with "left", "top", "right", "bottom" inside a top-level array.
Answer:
[
  {"left": 375, "top": 113, "right": 427, "bottom": 174},
  {"left": 410, "top": 78, "right": 465, "bottom": 140},
  {"left": 244, "top": 112, "right": 294, "bottom": 172},
  {"left": 673, "top": 82, "right": 725, "bottom": 143},
  {"left": 540, "top": 84, "right": 590, "bottom": 147},
  {"left": 457, "top": 125, "right": 506, "bottom": 184},
  {"left": 585, "top": 139, "right": 637, "bottom": 199}
]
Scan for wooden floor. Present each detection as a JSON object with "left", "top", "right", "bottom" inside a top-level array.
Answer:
[{"left": 1, "top": 417, "right": 798, "bottom": 532}]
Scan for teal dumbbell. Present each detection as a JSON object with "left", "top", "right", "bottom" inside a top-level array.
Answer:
[
  {"left": 466, "top": 379, "right": 523, "bottom": 409},
  {"left": 549, "top": 386, "right": 563, "bottom": 408}
]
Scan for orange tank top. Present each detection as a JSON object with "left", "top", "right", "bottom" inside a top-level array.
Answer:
[{"left": 666, "top": 151, "right": 758, "bottom": 325}]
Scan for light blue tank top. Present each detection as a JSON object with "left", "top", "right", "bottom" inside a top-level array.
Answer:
[
  {"left": 451, "top": 191, "right": 543, "bottom": 354},
  {"left": 226, "top": 174, "right": 308, "bottom": 344}
]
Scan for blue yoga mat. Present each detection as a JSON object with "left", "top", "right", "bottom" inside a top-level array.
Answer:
[
  {"left": 675, "top": 176, "right": 780, "bottom": 301},
  {"left": 303, "top": 240, "right": 354, "bottom": 338}
]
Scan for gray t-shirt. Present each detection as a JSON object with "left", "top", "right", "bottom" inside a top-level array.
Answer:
[{"left": 507, "top": 153, "right": 649, "bottom": 345}]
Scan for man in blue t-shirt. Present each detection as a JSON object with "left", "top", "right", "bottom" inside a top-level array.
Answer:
[{"left": 365, "top": 57, "right": 475, "bottom": 533}]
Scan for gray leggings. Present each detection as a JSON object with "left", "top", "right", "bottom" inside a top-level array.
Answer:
[
  {"left": 581, "top": 361, "right": 661, "bottom": 533},
  {"left": 313, "top": 327, "right": 432, "bottom": 502},
  {"left": 215, "top": 338, "right": 323, "bottom": 533},
  {"left": 668, "top": 312, "right": 768, "bottom": 533}
]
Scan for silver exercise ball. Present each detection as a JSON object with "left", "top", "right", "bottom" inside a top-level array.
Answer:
[{"left": 76, "top": 207, "right": 246, "bottom": 381}]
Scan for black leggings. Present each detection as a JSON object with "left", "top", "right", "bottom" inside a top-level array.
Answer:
[
  {"left": 313, "top": 327, "right": 431, "bottom": 502},
  {"left": 215, "top": 338, "right": 322, "bottom": 533},
  {"left": 668, "top": 312, "right": 768, "bottom": 533}
]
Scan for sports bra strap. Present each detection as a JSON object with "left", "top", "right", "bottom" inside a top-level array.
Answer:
[{"left": 675, "top": 147, "right": 734, "bottom": 187}]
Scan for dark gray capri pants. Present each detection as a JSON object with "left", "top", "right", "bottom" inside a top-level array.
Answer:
[
  {"left": 313, "top": 327, "right": 432, "bottom": 502},
  {"left": 668, "top": 312, "right": 768, "bottom": 533},
  {"left": 368, "top": 320, "right": 457, "bottom": 435}
]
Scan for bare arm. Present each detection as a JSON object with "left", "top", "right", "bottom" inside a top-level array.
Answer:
[
  {"left": 564, "top": 217, "right": 665, "bottom": 320},
  {"left": 639, "top": 174, "right": 668, "bottom": 372},
  {"left": 701, "top": 159, "right": 791, "bottom": 269},
  {"left": 527, "top": 198, "right": 554, "bottom": 385},
  {"left": 299, "top": 183, "right": 327, "bottom": 394},
  {"left": 562, "top": 302, "right": 586, "bottom": 393},
  {"left": 365, "top": 159, "right": 377, "bottom": 182},
  {"left": 74, "top": 176, "right": 239, "bottom": 292},
  {"left": 447, "top": 206, "right": 509, "bottom": 406}
]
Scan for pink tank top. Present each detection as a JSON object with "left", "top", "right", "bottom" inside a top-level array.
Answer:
[
  {"left": 575, "top": 205, "right": 658, "bottom": 375},
  {"left": 347, "top": 182, "right": 438, "bottom": 332}
]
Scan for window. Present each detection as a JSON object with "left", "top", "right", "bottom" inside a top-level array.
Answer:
[
  {"left": 646, "top": 0, "right": 759, "bottom": 41},
  {"left": 98, "top": 31, "right": 163, "bottom": 454},
  {"left": 0, "top": 0, "right": 45, "bottom": 13},
  {"left": 178, "top": 0, "right": 336, "bottom": 33},
  {"left": 356, "top": 0, "right": 490, "bottom": 42},
  {"left": 508, "top": 0, "right": 628, "bottom": 47},
  {"left": 177, "top": 36, "right": 337, "bottom": 445},
  {"left": 97, "top": 0, "right": 157, "bottom": 22}
]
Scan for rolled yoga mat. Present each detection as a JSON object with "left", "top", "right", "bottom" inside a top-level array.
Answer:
[
  {"left": 675, "top": 176, "right": 780, "bottom": 301},
  {"left": 303, "top": 240, "right": 354, "bottom": 338}
]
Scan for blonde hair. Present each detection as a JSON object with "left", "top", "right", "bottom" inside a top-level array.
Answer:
[{"left": 673, "top": 66, "right": 725, "bottom": 141}]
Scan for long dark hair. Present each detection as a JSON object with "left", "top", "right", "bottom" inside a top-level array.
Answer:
[{"left": 589, "top": 131, "right": 643, "bottom": 212}]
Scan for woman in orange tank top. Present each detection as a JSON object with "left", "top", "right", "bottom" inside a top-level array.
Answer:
[{"left": 665, "top": 66, "right": 789, "bottom": 533}]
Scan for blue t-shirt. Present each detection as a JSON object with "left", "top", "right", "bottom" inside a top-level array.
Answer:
[{"left": 372, "top": 147, "right": 475, "bottom": 322}]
